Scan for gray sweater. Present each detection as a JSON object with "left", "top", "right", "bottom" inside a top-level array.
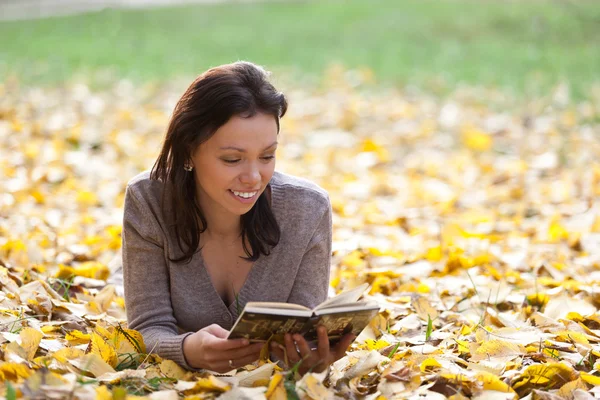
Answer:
[{"left": 122, "top": 170, "right": 332, "bottom": 370}]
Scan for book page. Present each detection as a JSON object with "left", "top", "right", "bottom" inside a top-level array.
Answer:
[
  {"left": 314, "top": 283, "right": 370, "bottom": 311},
  {"left": 245, "top": 302, "right": 310, "bottom": 311}
]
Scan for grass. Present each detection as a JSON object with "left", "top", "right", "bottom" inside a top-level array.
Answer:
[{"left": 0, "top": 0, "right": 599, "bottom": 98}]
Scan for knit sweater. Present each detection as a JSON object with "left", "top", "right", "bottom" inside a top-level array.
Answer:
[{"left": 122, "top": 170, "right": 332, "bottom": 370}]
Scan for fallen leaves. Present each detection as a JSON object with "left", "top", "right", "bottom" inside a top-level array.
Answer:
[{"left": 1, "top": 71, "right": 600, "bottom": 398}]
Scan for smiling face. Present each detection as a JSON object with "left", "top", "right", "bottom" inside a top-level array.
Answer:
[{"left": 190, "top": 112, "right": 278, "bottom": 219}]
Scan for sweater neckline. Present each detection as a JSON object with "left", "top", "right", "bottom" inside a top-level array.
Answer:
[{"left": 199, "top": 176, "right": 286, "bottom": 322}]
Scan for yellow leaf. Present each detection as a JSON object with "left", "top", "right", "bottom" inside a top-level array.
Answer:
[
  {"left": 548, "top": 215, "right": 569, "bottom": 242},
  {"left": 555, "top": 330, "right": 589, "bottom": 346},
  {"left": 96, "top": 385, "right": 113, "bottom": 400},
  {"left": 0, "top": 363, "right": 33, "bottom": 381},
  {"left": 526, "top": 293, "right": 549, "bottom": 309},
  {"left": 72, "top": 353, "right": 116, "bottom": 377},
  {"left": 1, "top": 239, "right": 26, "bottom": 254},
  {"left": 460, "top": 324, "right": 473, "bottom": 335},
  {"left": 41, "top": 325, "right": 59, "bottom": 334},
  {"left": 66, "top": 330, "right": 91, "bottom": 345},
  {"left": 512, "top": 363, "right": 577, "bottom": 393},
  {"left": 19, "top": 327, "right": 43, "bottom": 361},
  {"left": 420, "top": 358, "right": 442, "bottom": 373},
  {"left": 86, "top": 285, "right": 116, "bottom": 314},
  {"left": 412, "top": 296, "right": 438, "bottom": 321},
  {"left": 361, "top": 339, "right": 388, "bottom": 351},
  {"left": 56, "top": 261, "right": 110, "bottom": 281},
  {"left": 266, "top": 373, "right": 286, "bottom": 399},
  {"left": 455, "top": 339, "right": 470, "bottom": 355},
  {"left": 341, "top": 251, "right": 365, "bottom": 269},
  {"left": 581, "top": 372, "right": 600, "bottom": 386},
  {"left": 462, "top": 125, "right": 492, "bottom": 151},
  {"left": 425, "top": 246, "right": 442, "bottom": 261},
  {"left": 558, "top": 378, "right": 588, "bottom": 397},
  {"left": 369, "top": 275, "right": 393, "bottom": 295},
  {"left": 115, "top": 327, "right": 146, "bottom": 354},
  {"left": 470, "top": 340, "right": 525, "bottom": 361},
  {"left": 53, "top": 347, "right": 86, "bottom": 364},
  {"left": 181, "top": 376, "right": 230, "bottom": 394},
  {"left": 159, "top": 359, "right": 188, "bottom": 380},
  {"left": 94, "top": 324, "right": 114, "bottom": 340},
  {"left": 76, "top": 190, "right": 98, "bottom": 207},
  {"left": 300, "top": 374, "right": 331, "bottom": 399},
  {"left": 90, "top": 332, "right": 118, "bottom": 367},
  {"left": 114, "top": 296, "right": 125, "bottom": 308},
  {"left": 361, "top": 139, "right": 390, "bottom": 162},
  {"left": 416, "top": 283, "right": 430, "bottom": 294},
  {"left": 476, "top": 372, "right": 516, "bottom": 394}
]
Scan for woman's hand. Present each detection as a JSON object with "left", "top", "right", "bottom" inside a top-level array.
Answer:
[
  {"left": 269, "top": 326, "right": 355, "bottom": 375},
  {"left": 182, "top": 324, "right": 264, "bottom": 373}
]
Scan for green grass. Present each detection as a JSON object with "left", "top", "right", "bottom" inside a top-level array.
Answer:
[{"left": 1, "top": 0, "right": 599, "bottom": 98}]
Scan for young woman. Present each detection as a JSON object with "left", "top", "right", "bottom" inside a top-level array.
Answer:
[{"left": 122, "top": 61, "right": 354, "bottom": 375}]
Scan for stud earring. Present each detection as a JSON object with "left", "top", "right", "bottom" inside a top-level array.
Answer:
[{"left": 184, "top": 164, "right": 193, "bottom": 172}]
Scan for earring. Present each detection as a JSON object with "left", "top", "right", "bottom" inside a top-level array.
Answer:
[{"left": 184, "top": 164, "right": 193, "bottom": 172}]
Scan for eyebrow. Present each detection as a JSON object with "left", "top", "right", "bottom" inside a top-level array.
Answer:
[{"left": 219, "top": 142, "right": 278, "bottom": 152}]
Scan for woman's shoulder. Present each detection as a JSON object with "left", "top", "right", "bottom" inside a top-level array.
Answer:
[
  {"left": 270, "top": 171, "right": 330, "bottom": 212},
  {"left": 125, "top": 170, "right": 167, "bottom": 209}
]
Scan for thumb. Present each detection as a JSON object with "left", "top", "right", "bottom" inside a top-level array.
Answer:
[{"left": 203, "top": 324, "right": 230, "bottom": 339}]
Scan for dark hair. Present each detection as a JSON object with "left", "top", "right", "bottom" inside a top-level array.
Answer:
[{"left": 150, "top": 61, "right": 288, "bottom": 264}]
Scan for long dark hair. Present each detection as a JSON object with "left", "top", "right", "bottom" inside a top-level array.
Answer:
[{"left": 150, "top": 61, "right": 288, "bottom": 264}]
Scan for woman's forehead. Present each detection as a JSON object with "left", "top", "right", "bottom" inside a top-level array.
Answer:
[{"left": 208, "top": 114, "right": 278, "bottom": 147}]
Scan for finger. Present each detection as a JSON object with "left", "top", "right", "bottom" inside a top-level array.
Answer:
[
  {"left": 285, "top": 333, "right": 301, "bottom": 364},
  {"left": 220, "top": 342, "right": 264, "bottom": 360},
  {"left": 293, "top": 334, "right": 312, "bottom": 360},
  {"left": 269, "top": 342, "right": 286, "bottom": 363},
  {"left": 221, "top": 351, "right": 261, "bottom": 371},
  {"left": 210, "top": 337, "right": 251, "bottom": 351},
  {"left": 234, "top": 352, "right": 262, "bottom": 368},
  {"left": 204, "top": 324, "right": 230, "bottom": 339},
  {"left": 316, "top": 325, "right": 330, "bottom": 362},
  {"left": 334, "top": 333, "right": 356, "bottom": 360}
]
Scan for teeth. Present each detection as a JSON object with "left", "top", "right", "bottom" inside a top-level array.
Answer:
[{"left": 232, "top": 190, "right": 257, "bottom": 199}]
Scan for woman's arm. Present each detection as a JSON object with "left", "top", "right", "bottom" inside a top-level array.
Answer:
[
  {"left": 122, "top": 183, "right": 197, "bottom": 370},
  {"left": 286, "top": 196, "right": 332, "bottom": 308}
]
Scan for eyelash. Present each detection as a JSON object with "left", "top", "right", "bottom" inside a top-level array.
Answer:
[{"left": 223, "top": 156, "right": 275, "bottom": 164}]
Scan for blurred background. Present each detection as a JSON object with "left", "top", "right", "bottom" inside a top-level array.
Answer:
[{"left": 1, "top": 0, "right": 599, "bottom": 99}]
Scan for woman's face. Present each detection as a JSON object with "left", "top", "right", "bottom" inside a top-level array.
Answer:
[{"left": 190, "top": 112, "right": 278, "bottom": 218}]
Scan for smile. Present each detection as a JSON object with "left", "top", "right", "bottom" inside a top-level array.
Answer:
[
  {"left": 231, "top": 190, "right": 258, "bottom": 198},
  {"left": 229, "top": 189, "right": 259, "bottom": 203}
]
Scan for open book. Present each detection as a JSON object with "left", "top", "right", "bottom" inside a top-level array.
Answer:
[{"left": 227, "top": 283, "right": 379, "bottom": 345}]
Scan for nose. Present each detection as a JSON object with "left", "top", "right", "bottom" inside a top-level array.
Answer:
[{"left": 240, "top": 162, "right": 261, "bottom": 187}]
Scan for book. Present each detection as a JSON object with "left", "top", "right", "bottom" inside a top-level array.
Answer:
[{"left": 227, "top": 283, "right": 379, "bottom": 346}]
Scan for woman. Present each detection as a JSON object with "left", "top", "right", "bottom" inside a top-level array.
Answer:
[{"left": 122, "top": 61, "right": 354, "bottom": 375}]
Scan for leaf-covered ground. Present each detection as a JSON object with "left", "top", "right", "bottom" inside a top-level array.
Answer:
[{"left": 1, "top": 73, "right": 600, "bottom": 399}]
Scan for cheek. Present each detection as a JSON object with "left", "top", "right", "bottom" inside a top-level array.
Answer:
[{"left": 196, "top": 162, "right": 233, "bottom": 188}]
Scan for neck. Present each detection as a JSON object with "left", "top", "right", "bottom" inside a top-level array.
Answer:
[
  {"left": 203, "top": 219, "right": 241, "bottom": 241},
  {"left": 196, "top": 190, "right": 242, "bottom": 241}
]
